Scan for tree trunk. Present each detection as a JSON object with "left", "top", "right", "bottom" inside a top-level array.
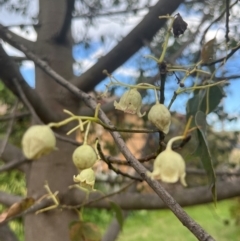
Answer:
[{"left": 24, "top": 1, "right": 79, "bottom": 241}]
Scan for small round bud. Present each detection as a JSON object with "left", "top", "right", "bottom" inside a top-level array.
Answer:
[
  {"left": 148, "top": 103, "right": 171, "bottom": 134},
  {"left": 114, "top": 88, "right": 145, "bottom": 117},
  {"left": 148, "top": 149, "right": 187, "bottom": 186},
  {"left": 72, "top": 144, "right": 97, "bottom": 170},
  {"left": 21, "top": 125, "right": 56, "bottom": 160},
  {"left": 73, "top": 168, "right": 95, "bottom": 191}
]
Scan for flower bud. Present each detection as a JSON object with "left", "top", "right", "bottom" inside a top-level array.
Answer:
[
  {"left": 72, "top": 144, "right": 97, "bottom": 170},
  {"left": 147, "top": 136, "right": 187, "bottom": 186},
  {"left": 114, "top": 88, "right": 145, "bottom": 117},
  {"left": 73, "top": 168, "right": 95, "bottom": 191},
  {"left": 148, "top": 103, "right": 171, "bottom": 134},
  {"left": 21, "top": 125, "right": 56, "bottom": 159}
]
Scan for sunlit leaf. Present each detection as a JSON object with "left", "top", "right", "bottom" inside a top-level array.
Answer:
[
  {"left": 195, "top": 111, "right": 217, "bottom": 204},
  {"left": 0, "top": 197, "right": 35, "bottom": 223},
  {"left": 110, "top": 201, "right": 124, "bottom": 230}
]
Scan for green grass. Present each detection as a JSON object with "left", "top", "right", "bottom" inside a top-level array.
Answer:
[{"left": 117, "top": 199, "right": 240, "bottom": 241}]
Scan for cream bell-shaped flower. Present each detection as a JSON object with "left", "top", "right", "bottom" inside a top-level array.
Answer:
[
  {"left": 72, "top": 144, "right": 97, "bottom": 170},
  {"left": 114, "top": 88, "right": 145, "bottom": 117},
  {"left": 148, "top": 103, "right": 171, "bottom": 134},
  {"left": 147, "top": 136, "right": 187, "bottom": 186},
  {"left": 73, "top": 168, "right": 95, "bottom": 191},
  {"left": 21, "top": 125, "right": 56, "bottom": 159}
]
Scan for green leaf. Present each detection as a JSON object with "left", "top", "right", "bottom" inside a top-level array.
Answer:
[
  {"left": 186, "top": 85, "right": 225, "bottom": 123},
  {"left": 69, "top": 221, "right": 101, "bottom": 241},
  {"left": 199, "top": 85, "right": 225, "bottom": 114},
  {"left": 110, "top": 201, "right": 124, "bottom": 230},
  {"left": 195, "top": 111, "right": 217, "bottom": 204}
]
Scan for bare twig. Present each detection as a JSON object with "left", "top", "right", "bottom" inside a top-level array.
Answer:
[
  {"left": 0, "top": 158, "right": 29, "bottom": 173},
  {"left": 12, "top": 78, "right": 41, "bottom": 123},
  {"left": 0, "top": 111, "right": 30, "bottom": 122},
  {"left": 0, "top": 101, "right": 18, "bottom": 158},
  {"left": 64, "top": 181, "right": 135, "bottom": 210},
  {"left": 97, "top": 141, "right": 143, "bottom": 181},
  {"left": 54, "top": 132, "right": 82, "bottom": 146},
  {"left": 187, "top": 168, "right": 240, "bottom": 176},
  {"left": 200, "top": 0, "right": 238, "bottom": 45},
  {"left": 201, "top": 44, "right": 240, "bottom": 66},
  {"left": 74, "top": 5, "right": 151, "bottom": 19},
  {"left": 225, "top": 0, "right": 230, "bottom": 43}
]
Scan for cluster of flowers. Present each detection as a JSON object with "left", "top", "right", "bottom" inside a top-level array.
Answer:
[
  {"left": 21, "top": 87, "right": 187, "bottom": 188},
  {"left": 21, "top": 125, "right": 97, "bottom": 191},
  {"left": 114, "top": 88, "right": 187, "bottom": 186}
]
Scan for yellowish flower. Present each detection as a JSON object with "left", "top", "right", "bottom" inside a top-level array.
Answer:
[
  {"left": 148, "top": 103, "right": 171, "bottom": 134},
  {"left": 73, "top": 168, "right": 95, "bottom": 191},
  {"left": 72, "top": 144, "right": 97, "bottom": 170},
  {"left": 114, "top": 88, "right": 145, "bottom": 117},
  {"left": 147, "top": 136, "right": 187, "bottom": 186},
  {"left": 21, "top": 125, "right": 56, "bottom": 159}
]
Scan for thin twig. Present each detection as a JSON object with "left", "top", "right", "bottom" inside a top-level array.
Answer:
[
  {"left": 225, "top": 0, "right": 230, "bottom": 43},
  {"left": 97, "top": 140, "right": 143, "bottom": 181},
  {"left": 74, "top": 5, "right": 151, "bottom": 19},
  {"left": 201, "top": 44, "right": 240, "bottom": 66},
  {"left": 63, "top": 181, "right": 135, "bottom": 210},
  {"left": 12, "top": 78, "right": 41, "bottom": 123},
  {"left": 104, "top": 135, "right": 191, "bottom": 165},
  {"left": 200, "top": 0, "right": 238, "bottom": 45},
  {"left": 0, "top": 158, "right": 29, "bottom": 173},
  {"left": 0, "top": 111, "right": 30, "bottom": 122},
  {"left": 0, "top": 101, "right": 18, "bottom": 158},
  {"left": 54, "top": 132, "right": 82, "bottom": 146},
  {"left": 187, "top": 168, "right": 240, "bottom": 176}
]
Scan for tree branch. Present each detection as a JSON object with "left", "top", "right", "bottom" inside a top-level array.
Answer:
[
  {"left": 54, "top": 0, "right": 75, "bottom": 44},
  {"left": 0, "top": 111, "right": 30, "bottom": 122},
  {"left": 72, "top": 0, "right": 185, "bottom": 92},
  {"left": 0, "top": 139, "right": 28, "bottom": 173},
  {"left": 0, "top": 191, "right": 22, "bottom": 207},
  {"left": 2, "top": 178, "right": 239, "bottom": 211},
  {"left": 0, "top": 44, "right": 60, "bottom": 123},
  {"left": 0, "top": 25, "right": 34, "bottom": 51},
  {"left": 0, "top": 101, "right": 18, "bottom": 158},
  {"left": 0, "top": 224, "right": 19, "bottom": 241}
]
